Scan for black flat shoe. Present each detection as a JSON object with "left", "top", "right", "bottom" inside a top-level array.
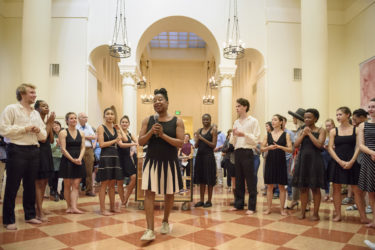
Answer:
[
  {"left": 203, "top": 201, "right": 212, "bottom": 208},
  {"left": 194, "top": 201, "right": 204, "bottom": 207},
  {"left": 54, "top": 194, "right": 60, "bottom": 202}
]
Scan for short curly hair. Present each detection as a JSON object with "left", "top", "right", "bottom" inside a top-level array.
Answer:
[{"left": 305, "top": 108, "right": 320, "bottom": 121}]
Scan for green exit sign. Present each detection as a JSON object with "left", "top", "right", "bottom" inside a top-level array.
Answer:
[{"left": 175, "top": 110, "right": 181, "bottom": 115}]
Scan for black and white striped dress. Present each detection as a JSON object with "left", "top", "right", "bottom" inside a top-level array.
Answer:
[
  {"left": 358, "top": 122, "right": 375, "bottom": 192},
  {"left": 141, "top": 116, "right": 183, "bottom": 195}
]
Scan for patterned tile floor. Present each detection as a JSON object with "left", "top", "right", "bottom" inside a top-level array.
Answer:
[{"left": 0, "top": 187, "right": 374, "bottom": 249}]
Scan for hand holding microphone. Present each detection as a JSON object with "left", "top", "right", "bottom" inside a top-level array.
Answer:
[{"left": 153, "top": 114, "right": 161, "bottom": 138}]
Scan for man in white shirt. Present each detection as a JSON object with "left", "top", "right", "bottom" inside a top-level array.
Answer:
[
  {"left": 77, "top": 113, "right": 96, "bottom": 196},
  {"left": 0, "top": 83, "right": 47, "bottom": 230},
  {"left": 230, "top": 98, "right": 260, "bottom": 215}
]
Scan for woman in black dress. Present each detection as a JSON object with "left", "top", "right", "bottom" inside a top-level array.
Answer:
[
  {"left": 193, "top": 114, "right": 218, "bottom": 208},
  {"left": 292, "top": 109, "right": 326, "bottom": 221},
  {"left": 59, "top": 112, "right": 86, "bottom": 214},
  {"left": 328, "top": 107, "right": 368, "bottom": 223},
  {"left": 118, "top": 115, "right": 138, "bottom": 206},
  {"left": 96, "top": 107, "right": 123, "bottom": 216},
  {"left": 34, "top": 100, "right": 55, "bottom": 221},
  {"left": 358, "top": 98, "right": 375, "bottom": 228},
  {"left": 261, "top": 114, "right": 292, "bottom": 216},
  {"left": 138, "top": 88, "right": 184, "bottom": 241}
]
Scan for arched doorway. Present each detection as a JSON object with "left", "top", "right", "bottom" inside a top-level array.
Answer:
[{"left": 134, "top": 16, "right": 222, "bottom": 132}]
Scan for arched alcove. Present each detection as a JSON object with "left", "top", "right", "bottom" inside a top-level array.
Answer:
[
  {"left": 232, "top": 48, "right": 265, "bottom": 115},
  {"left": 88, "top": 45, "right": 123, "bottom": 127}
]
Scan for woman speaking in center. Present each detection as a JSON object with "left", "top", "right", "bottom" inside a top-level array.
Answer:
[{"left": 138, "top": 88, "right": 185, "bottom": 241}]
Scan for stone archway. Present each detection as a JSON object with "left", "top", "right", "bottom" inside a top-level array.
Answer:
[{"left": 133, "top": 16, "right": 223, "bottom": 132}]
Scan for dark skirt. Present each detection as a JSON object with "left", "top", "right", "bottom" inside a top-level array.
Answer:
[
  {"left": 193, "top": 151, "right": 216, "bottom": 186},
  {"left": 37, "top": 142, "right": 54, "bottom": 179},
  {"left": 119, "top": 154, "right": 137, "bottom": 177},
  {"left": 292, "top": 151, "right": 326, "bottom": 189},
  {"left": 328, "top": 160, "right": 360, "bottom": 185},
  {"left": 96, "top": 146, "right": 123, "bottom": 182},
  {"left": 59, "top": 157, "right": 86, "bottom": 179},
  {"left": 264, "top": 154, "right": 288, "bottom": 185}
]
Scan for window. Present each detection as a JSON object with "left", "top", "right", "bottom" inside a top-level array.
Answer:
[{"left": 150, "top": 32, "right": 206, "bottom": 49}]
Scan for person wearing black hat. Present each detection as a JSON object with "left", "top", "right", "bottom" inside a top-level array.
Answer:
[
  {"left": 288, "top": 108, "right": 306, "bottom": 129},
  {"left": 287, "top": 108, "right": 306, "bottom": 210}
]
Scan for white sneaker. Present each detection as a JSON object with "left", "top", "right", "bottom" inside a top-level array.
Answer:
[
  {"left": 140, "top": 229, "right": 155, "bottom": 241},
  {"left": 160, "top": 222, "right": 170, "bottom": 234},
  {"left": 366, "top": 205, "right": 373, "bottom": 214},
  {"left": 364, "top": 240, "right": 375, "bottom": 250}
]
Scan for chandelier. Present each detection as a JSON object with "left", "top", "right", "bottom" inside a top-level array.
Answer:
[
  {"left": 109, "top": 0, "right": 131, "bottom": 58},
  {"left": 141, "top": 60, "right": 154, "bottom": 104},
  {"left": 223, "top": 0, "right": 245, "bottom": 60},
  {"left": 203, "top": 61, "right": 215, "bottom": 105},
  {"left": 137, "top": 61, "right": 146, "bottom": 89},
  {"left": 137, "top": 78, "right": 146, "bottom": 89}
]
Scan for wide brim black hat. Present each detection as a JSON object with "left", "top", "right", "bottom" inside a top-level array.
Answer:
[{"left": 288, "top": 108, "right": 305, "bottom": 122}]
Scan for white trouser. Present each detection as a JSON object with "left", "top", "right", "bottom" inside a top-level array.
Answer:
[{"left": 214, "top": 152, "right": 223, "bottom": 185}]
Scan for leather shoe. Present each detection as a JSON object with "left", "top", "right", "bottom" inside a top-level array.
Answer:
[
  {"left": 194, "top": 201, "right": 204, "bottom": 207},
  {"left": 203, "top": 201, "right": 212, "bottom": 208},
  {"left": 86, "top": 192, "right": 96, "bottom": 197}
]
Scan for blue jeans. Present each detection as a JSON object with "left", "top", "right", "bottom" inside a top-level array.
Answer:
[
  {"left": 253, "top": 154, "right": 260, "bottom": 188},
  {"left": 286, "top": 157, "right": 293, "bottom": 197},
  {"left": 321, "top": 150, "right": 330, "bottom": 194}
]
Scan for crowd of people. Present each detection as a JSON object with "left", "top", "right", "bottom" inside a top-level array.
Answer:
[{"left": 1, "top": 83, "right": 375, "bottom": 245}]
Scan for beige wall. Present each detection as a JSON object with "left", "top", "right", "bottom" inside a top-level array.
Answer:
[
  {"left": 327, "top": 25, "right": 345, "bottom": 119},
  {"left": 0, "top": 17, "right": 22, "bottom": 110},
  {"left": 232, "top": 49, "right": 265, "bottom": 121},
  {"left": 49, "top": 18, "right": 88, "bottom": 120},
  {"left": 136, "top": 60, "right": 218, "bottom": 135},
  {"left": 340, "top": 3, "right": 375, "bottom": 113},
  {"left": 266, "top": 22, "right": 302, "bottom": 124},
  {"left": 265, "top": 3, "right": 375, "bottom": 126}
]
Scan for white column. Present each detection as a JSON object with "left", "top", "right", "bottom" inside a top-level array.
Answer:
[
  {"left": 218, "top": 66, "right": 236, "bottom": 133},
  {"left": 21, "top": 0, "right": 51, "bottom": 100},
  {"left": 301, "top": 0, "right": 328, "bottom": 120},
  {"left": 119, "top": 64, "right": 137, "bottom": 135}
]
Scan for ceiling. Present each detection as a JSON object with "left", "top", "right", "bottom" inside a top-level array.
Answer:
[{"left": 266, "top": 0, "right": 357, "bottom": 11}]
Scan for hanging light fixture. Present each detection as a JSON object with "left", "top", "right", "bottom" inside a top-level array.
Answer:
[
  {"left": 223, "top": 0, "right": 245, "bottom": 60},
  {"left": 109, "top": 0, "right": 131, "bottom": 58},
  {"left": 137, "top": 61, "right": 146, "bottom": 89},
  {"left": 137, "top": 77, "right": 147, "bottom": 89},
  {"left": 141, "top": 60, "right": 154, "bottom": 104},
  {"left": 203, "top": 61, "right": 215, "bottom": 105}
]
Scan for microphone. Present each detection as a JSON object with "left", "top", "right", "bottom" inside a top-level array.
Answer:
[{"left": 153, "top": 113, "right": 159, "bottom": 138}]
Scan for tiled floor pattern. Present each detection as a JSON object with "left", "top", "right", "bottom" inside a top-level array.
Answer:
[{"left": 0, "top": 188, "right": 374, "bottom": 249}]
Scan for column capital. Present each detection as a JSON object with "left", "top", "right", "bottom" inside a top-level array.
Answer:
[
  {"left": 218, "top": 64, "right": 236, "bottom": 87},
  {"left": 119, "top": 62, "right": 137, "bottom": 84},
  {"left": 219, "top": 64, "right": 237, "bottom": 75},
  {"left": 118, "top": 61, "right": 137, "bottom": 75}
]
